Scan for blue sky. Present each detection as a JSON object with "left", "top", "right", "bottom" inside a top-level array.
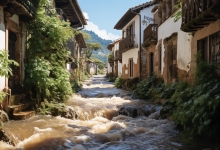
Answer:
[{"left": 78, "top": 0, "right": 151, "bottom": 41}]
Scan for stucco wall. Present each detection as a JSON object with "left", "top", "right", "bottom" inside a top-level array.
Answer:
[
  {"left": 0, "top": 7, "right": 5, "bottom": 91},
  {"left": 140, "top": 5, "right": 156, "bottom": 43},
  {"left": 157, "top": 16, "right": 192, "bottom": 75},
  {"left": 118, "top": 61, "right": 122, "bottom": 76},
  {"left": 107, "top": 63, "right": 112, "bottom": 74},
  {"left": 122, "top": 48, "right": 139, "bottom": 78}
]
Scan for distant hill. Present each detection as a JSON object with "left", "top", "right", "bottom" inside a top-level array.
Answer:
[{"left": 83, "top": 30, "right": 112, "bottom": 65}]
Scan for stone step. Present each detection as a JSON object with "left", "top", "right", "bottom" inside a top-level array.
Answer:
[
  {"left": 9, "top": 104, "right": 27, "bottom": 113},
  {"left": 13, "top": 111, "right": 35, "bottom": 120}
]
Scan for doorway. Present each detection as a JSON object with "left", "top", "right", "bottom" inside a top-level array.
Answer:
[
  {"left": 8, "top": 31, "right": 17, "bottom": 93},
  {"left": 150, "top": 52, "right": 154, "bottom": 76}
]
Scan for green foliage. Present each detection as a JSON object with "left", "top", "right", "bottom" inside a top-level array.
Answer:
[
  {"left": 172, "top": 0, "right": 182, "bottom": 22},
  {"left": 85, "top": 42, "right": 102, "bottom": 58},
  {"left": 114, "top": 75, "right": 123, "bottom": 88},
  {"left": 106, "top": 72, "right": 116, "bottom": 82},
  {"left": 132, "top": 74, "right": 164, "bottom": 99},
  {"left": 84, "top": 30, "right": 112, "bottom": 64},
  {"left": 69, "top": 73, "right": 81, "bottom": 92},
  {"left": 24, "top": 2, "right": 73, "bottom": 103},
  {"left": 90, "top": 57, "right": 105, "bottom": 70},
  {"left": 0, "top": 50, "right": 19, "bottom": 77},
  {"left": 170, "top": 61, "right": 220, "bottom": 138},
  {"left": 0, "top": 50, "right": 19, "bottom": 102}
]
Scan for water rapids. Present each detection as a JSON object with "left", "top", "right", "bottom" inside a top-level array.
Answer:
[{"left": 0, "top": 75, "right": 215, "bottom": 150}]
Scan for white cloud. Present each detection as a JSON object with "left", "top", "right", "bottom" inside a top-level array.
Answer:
[{"left": 83, "top": 12, "right": 120, "bottom": 41}]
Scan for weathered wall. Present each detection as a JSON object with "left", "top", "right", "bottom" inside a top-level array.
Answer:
[
  {"left": 0, "top": 7, "right": 5, "bottom": 91},
  {"left": 157, "top": 14, "right": 192, "bottom": 80},
  {"left": 146, "top": 45, "right": 156, "bottom": 77},
  {"left": 190, "top": 19, "right": 220, "bottom": 75},
  {"left": 107, "top": 63, "right": 112, "bottom": 74},
  {"left": 118, "top": 60, "right": 122, "bottom": 76},
  {"left": 122, "top": 48, "right": 139, "bottom": 79}
]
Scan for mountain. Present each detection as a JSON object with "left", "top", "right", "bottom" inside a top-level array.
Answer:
[{"left": 83, "top": 30, "right": 112, "bottom": 64}]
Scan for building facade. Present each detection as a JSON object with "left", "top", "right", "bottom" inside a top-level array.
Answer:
[{"left": 114, "top": 1, "right": 158, "bottom": 80}]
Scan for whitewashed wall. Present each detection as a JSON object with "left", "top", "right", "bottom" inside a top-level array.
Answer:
[
  {"left": 107, "top": 63, "right": 112, "bottom": 73},
  {"left": 122, "top": 48, "right": 139, "bottom": 69},
  {"left": 0, "top": 7, "right": 5, "bottom": 91},
  {"left": 157, "top": 15, "right": 192, "bottom": 74},
  {"left": 118, "top": 60, "right": 122, "bottom": 76},
  {"left": 140, "top": 5, "right": 156, "bottom": 43}
]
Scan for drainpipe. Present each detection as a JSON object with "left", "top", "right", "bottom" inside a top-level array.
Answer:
[
  {"left": 130, "top": 9, "right": 141, "bottom": 81},
  {"left": 69, "top": 0, "right": 86, "bottom": 31},
  {"left": 77, "top": 25, "right": 84, "bottom": 31}
]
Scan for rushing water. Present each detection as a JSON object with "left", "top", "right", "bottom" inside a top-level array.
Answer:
[{"left": 0, "top": 75, "right": 217, "bottom": 150}]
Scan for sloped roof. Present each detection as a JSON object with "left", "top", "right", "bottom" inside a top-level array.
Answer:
[
  {"left": 55, "top": 0, "right": 87, "bottom": 28},
  {"left": 114, "top": 0, "right": 159, "bottom": 30},
  {"left": 75, "top": 33, "right": 87, "bottom": 48}
]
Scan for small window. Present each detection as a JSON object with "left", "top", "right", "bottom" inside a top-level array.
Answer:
[{"left": 129, "top": 58, "right": 133, "bottom": 77}]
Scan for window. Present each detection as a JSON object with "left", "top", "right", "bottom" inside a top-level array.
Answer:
[
  {"left": 210, "top": 32, "right": 220, "bottom": 63},
  {"left": 129, "top": 58, "right": 133, "bottom": 77},
  {"left": 197, "top": 31, "right": 220, "bottom": 63}
]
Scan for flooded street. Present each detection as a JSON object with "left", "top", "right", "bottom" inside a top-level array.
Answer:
[{"left": 0, "top": 75, "right": 211, "bottom": 150}]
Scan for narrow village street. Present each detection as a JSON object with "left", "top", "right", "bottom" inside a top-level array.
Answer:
[{"left": 0, "top": 75, "right": 211, "bottom": 150}]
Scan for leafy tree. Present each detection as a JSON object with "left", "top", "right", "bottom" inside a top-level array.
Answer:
[
  {"left": 84, "top": 43, "right": 102, "bottom": 58},
  {"left": 24, "top": 0, "right": 74, "bottom": 103}
]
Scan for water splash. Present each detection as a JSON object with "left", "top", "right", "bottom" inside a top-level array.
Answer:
[{"left": 0, "top": 75, "right": 216, "bottom": 149}]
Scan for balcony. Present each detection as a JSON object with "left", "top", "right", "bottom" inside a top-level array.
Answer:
[
  {"left": 142, "top": 24, "right": 157, "bottom": 48},
  {"left": 108, "top": 54, "right": 114, "bottom": 67},
  {"left": 181, "top": 0, "right": 220, "bottom": 32},
  {"left": 119, "top": 36, "right": 135, "bottom": 52},
  {"left": 0, "top": 0, "right": 39, "bottom": 21},
  {"left": 114, "top": 50, "right": 122, "bottom": 61}
]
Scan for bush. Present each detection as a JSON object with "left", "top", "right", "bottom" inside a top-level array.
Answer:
[
  {"left": 170, "top": 62, "right": 220, "bottom": 139},
  {"left": 132, "top": 75, "right": 164, "bottom": 99},
  {"left": 106, "top": 72, "right": 116, "bottom": 82},
  {"left": 114, "top": 75, "right": 123, "bottom": 88},
  {"left": 69, "top": 75, "right": 81, "bottom": 93}
]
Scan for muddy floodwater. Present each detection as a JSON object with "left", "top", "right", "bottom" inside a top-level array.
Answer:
[{"left": 0, "top": 75, "right": 216, "bottom": 150}]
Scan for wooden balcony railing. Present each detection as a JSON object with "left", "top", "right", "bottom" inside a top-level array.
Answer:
[
  {"left": 143, "top": 24, "right": 157, "bottom": 42},
  {"left": 0, "top": 0, "right": 39, "bottom": 21},
  {"left": 17, "top": 0, "right": 39, "bottom": 16},
  {"left": 119, "top": 36, "right": 135, "bottom": 52},
  {"left": 114, "top": 50, "right": 122, "bottom": 61},
  {"left": 181, "top": 0, "right": 220, "bottom": 32}
]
